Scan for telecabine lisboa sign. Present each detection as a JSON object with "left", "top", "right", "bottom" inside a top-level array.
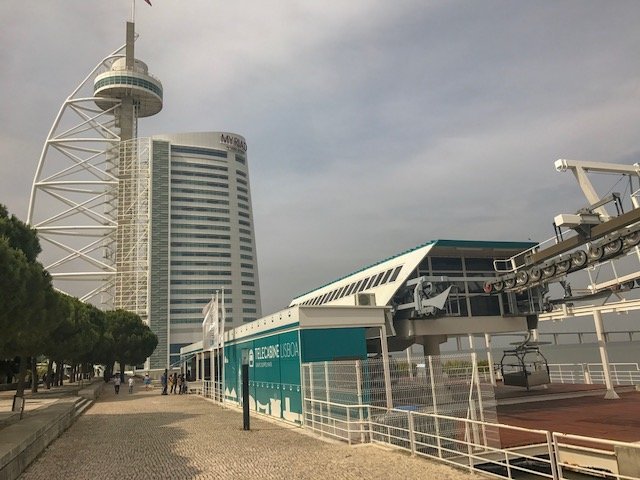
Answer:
[
  {"left": 220, "top": 134, "right": 247, "bottom": 153},
  {"left": 250, "top": 341, "right": 299, "bottom": 368}
]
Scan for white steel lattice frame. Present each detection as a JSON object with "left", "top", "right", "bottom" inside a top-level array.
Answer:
[
  {"left": 27, "top": 42, "right": 149, "bottom": 314},
  {"left": 114, "top": 138, "right": 150, "bottom": 318}
]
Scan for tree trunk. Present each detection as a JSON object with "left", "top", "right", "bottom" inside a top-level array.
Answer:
[
  {"left": 15, "top": 356, "right": 29, "bottom": 398},
  {"left": 31, "top": 357, "right": 38, "bottom": 393},
  {"left": 56, "top": 359, "right": 64, "bottom": 386},
  {"left": 46, "top": 359, "right": 53, "bottom": 389}
]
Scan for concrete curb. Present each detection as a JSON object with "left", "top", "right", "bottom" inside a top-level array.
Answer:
[
  {"left": 78, "top": 380, "right": 105, "bottom": 401},
  {"left": 0, "top": 397, "right": 86, "bottom": 480}
]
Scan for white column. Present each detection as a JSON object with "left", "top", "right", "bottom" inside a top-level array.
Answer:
[
  {"left": 468, "top": 334, "right": 475, "bottom": 351},
  {"left": 484, "top": 333, "right": 496, "bottom": 387},
  {"left": 406, "top": 347, "right": 413, "bottom": 379},
  {"left": 593, "top": 311, "right": 619, "bottom": 400},
  {"left": 210, "top": 351, "right": 215, "bottom": 395},
  {"left": 380, "top": 325, "right": 393, "bottom": 410}
]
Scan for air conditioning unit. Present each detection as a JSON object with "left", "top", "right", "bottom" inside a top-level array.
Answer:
[{"left": 355, "top": 293, "right": 376, "bottom": 306}]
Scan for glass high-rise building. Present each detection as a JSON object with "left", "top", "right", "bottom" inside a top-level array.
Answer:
[{"left": 147, "top": 132, "right": 262, "bottom": 370}]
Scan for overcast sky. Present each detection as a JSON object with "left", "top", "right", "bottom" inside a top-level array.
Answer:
[{"left": 2, "top": 1, "right": 640, "bottom": 316}]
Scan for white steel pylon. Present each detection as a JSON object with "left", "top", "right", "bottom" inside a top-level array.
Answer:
[
  {"left": 27, "top": 46, "right": 125, "bottom": 305},
  {"left": 27, "top": 44, "right": 126, "bottom": 306},
  {"left": 28, "top": 20, "right": 162, "bottom": 320},
  {"left": 28, "top": 19, "right": 163, "bottom": 383}
]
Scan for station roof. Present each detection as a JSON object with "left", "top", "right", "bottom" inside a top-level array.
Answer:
[
  {"left": 180, "top": 305, "right": 388, "bottom": 354},
  {"left": 289, "top": 239, "right": 536, "bottom": 307}
]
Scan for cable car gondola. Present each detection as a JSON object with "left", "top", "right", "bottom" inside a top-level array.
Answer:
[{"left": 499, "top": 332, "right": 551, "bottom": 390}]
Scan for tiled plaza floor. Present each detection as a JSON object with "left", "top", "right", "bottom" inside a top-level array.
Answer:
[{"left": 19, "top": 381, "right": 475, "bottom": 479}]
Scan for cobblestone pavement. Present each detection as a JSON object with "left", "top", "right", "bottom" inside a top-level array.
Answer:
[{"left": 20, "top": 380, "right": 477, "bottom": 479}]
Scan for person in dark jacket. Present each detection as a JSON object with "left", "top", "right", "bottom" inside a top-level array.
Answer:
[{"left": 161, "top": 369, "right": 168, "bottom": 395}]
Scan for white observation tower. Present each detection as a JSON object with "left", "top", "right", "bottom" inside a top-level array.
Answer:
[{"left": 27, "top": 21, "right": 162, "bottom": 320}]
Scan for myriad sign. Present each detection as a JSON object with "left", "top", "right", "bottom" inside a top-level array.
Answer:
[{"left": 220, "top": 134, "right": 247, "bottom": 153}]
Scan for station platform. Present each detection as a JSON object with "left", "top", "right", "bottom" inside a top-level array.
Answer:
[{"left": 495, "top": 383, "right": 640, "bottom": 448}]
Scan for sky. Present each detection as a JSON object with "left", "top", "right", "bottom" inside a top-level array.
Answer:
[{"left": 2, "top": 1, "right": 640, "bottom": 316}]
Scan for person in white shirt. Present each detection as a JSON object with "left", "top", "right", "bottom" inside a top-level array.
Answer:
[
  {"left": 128, "top": 377, "right": 134, "bottom": 394},
  {"left": 114, "top": 375, "right": 121, "bottom": 394}
]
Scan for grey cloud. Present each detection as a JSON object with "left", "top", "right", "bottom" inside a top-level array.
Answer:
[{"left": 2, "top": 1, "right": 640, "bottom": 314}]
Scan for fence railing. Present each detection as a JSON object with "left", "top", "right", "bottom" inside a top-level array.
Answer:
[
  {"left": 303, "top": 396, "right": 640, "bottom": 480},
  {"left": 201, "top": 380, "right": 224, "bottom": 403},
  {"left": 548, "top": 362, "right": 640, "bottom": 385},
  {"left": 302, "top": 353, "right": 498, "bottom": 428}
]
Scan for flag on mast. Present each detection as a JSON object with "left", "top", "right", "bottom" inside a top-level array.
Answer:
[
  {"left": 202, "top": 293, "right": 218, "bottom": 349},
  {"left": 210, "top": 292, "right": 220, "bottom": 346}
]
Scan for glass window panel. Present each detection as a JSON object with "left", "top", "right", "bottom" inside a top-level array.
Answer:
[
  {"left": 465, "top": 257, "right": 495, "bottom": 271},
  {"left": 430, "top": 257, "right": 463, "bottom": 271},
  {"left": 470, "top": 296, "right": 500, "bottom": 316},
  {"left": 389, "top": 266, "right": 402, "bottom": 282}
]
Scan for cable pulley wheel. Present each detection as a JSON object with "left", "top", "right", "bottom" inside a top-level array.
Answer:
[
  {"left": 516, "top": 270, "right": 529, "bottom": 286},
  {"left": 528, "top": 267, "right": 542, "bottom": 282},
  {"left": 570, "top": 250, "right": 588, "bottom": 269},
  {"left": 623, "top": 231, "right": 640, "bottom": 247},
  {"left": 588, "top": 245, "right": 604, "bottom": 260},
  {"left": 604, "top": 239, "right": 623, "bottom": 255},
  {"left": 555, "top": 260, "right": 570, "bottom": 274},
  {"left": 542, "top": 265, "right": 556, "bottom": 278}
]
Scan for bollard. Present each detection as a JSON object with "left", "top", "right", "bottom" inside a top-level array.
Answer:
[{"left": 241, "top": 349, "right": 250, "bottom": 431}]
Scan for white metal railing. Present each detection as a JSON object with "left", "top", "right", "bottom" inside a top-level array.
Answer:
[
  {"left": 490, "top": 330, "right": 640, "bottom": 344},
  {"left": 369, "top": 405, "right": 557, "bottom": 480},
  {"left": 303, "top": 396, "right": 640, "bottom": 480},
  {"left": 548, "top": 363, "right": 640, "bottom": 385},
  {"left": 302, "top": 397, "right": 370, "bottom": 445},
  {"left": 553, "top": 432, "right": 640, "bottom": 480},
  {"left": 201, "top": 380, "right": 225, "bottom": 403},
  {"left": 303, "top": 397, "right": 557, "bottom": 479}
]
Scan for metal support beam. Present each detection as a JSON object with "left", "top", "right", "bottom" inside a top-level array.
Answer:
[
  {"left": 593, "top": 311, "right": 619, "bottom": 400},
  {"left": 539, "top": 296, "right": 640, "bottom": 321},
  {"left": 484, "top": 333, "right": 496, "bottom": 387},
  {"left": 380, "top": 325, "right": 393, "bottom": 410}
]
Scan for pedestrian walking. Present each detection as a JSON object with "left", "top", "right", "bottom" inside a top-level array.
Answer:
[
  {"left": 171, "top": 372, "right": 178, "bottom": 394},
  {"left": 161, "top": 369, "right": 168, "bottom": 395},
  {"left": 114, "top": 375, "right": 121, "bottom": 394},
  {"left": 169, "top": 372, "right": 175, "bottom": 394},
  {"left": 144, "top": 373, "right": 151, "bottom": 390},
  {"left": 128, "top": 376, "right": 134, "bottom": 394},
  {"left": 178, "top": 373, "right": 184, "bottom": 394}
]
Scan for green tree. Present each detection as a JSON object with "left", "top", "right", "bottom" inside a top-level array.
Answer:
[
  {"left": 106, "top": 309, "right": 158, "bottom": 378},
  {"left": 0, "top": 238, "right": 30, "bottom": 353},
  {"left": 0, "top": 204, "right": 58, "bottom": 400},
  {"left": 7, "top": 262, "right": 57, "bottom": 399},
  {"left": 0, "top": 204, "right": 41, "bottom": 262}
]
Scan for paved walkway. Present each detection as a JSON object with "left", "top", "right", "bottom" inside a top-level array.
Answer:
[
  {"left": 19, "top": 380, "right": 476, "bottom": 479},
  {"left": 0, "top": 382, "right": 85, "bottom": 414}
]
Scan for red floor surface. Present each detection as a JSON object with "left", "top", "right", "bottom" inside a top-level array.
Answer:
[{"left": 496, "top": 388, "right": 640, "bottom": 449}]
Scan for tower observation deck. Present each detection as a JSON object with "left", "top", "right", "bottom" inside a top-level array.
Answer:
[{"left": 94, "top": 57, "right": 163, "bottom": 118}]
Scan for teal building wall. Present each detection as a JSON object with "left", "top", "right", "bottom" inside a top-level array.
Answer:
[{"left": 224, "top": 326, "right": 368, "bottom": 424}]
